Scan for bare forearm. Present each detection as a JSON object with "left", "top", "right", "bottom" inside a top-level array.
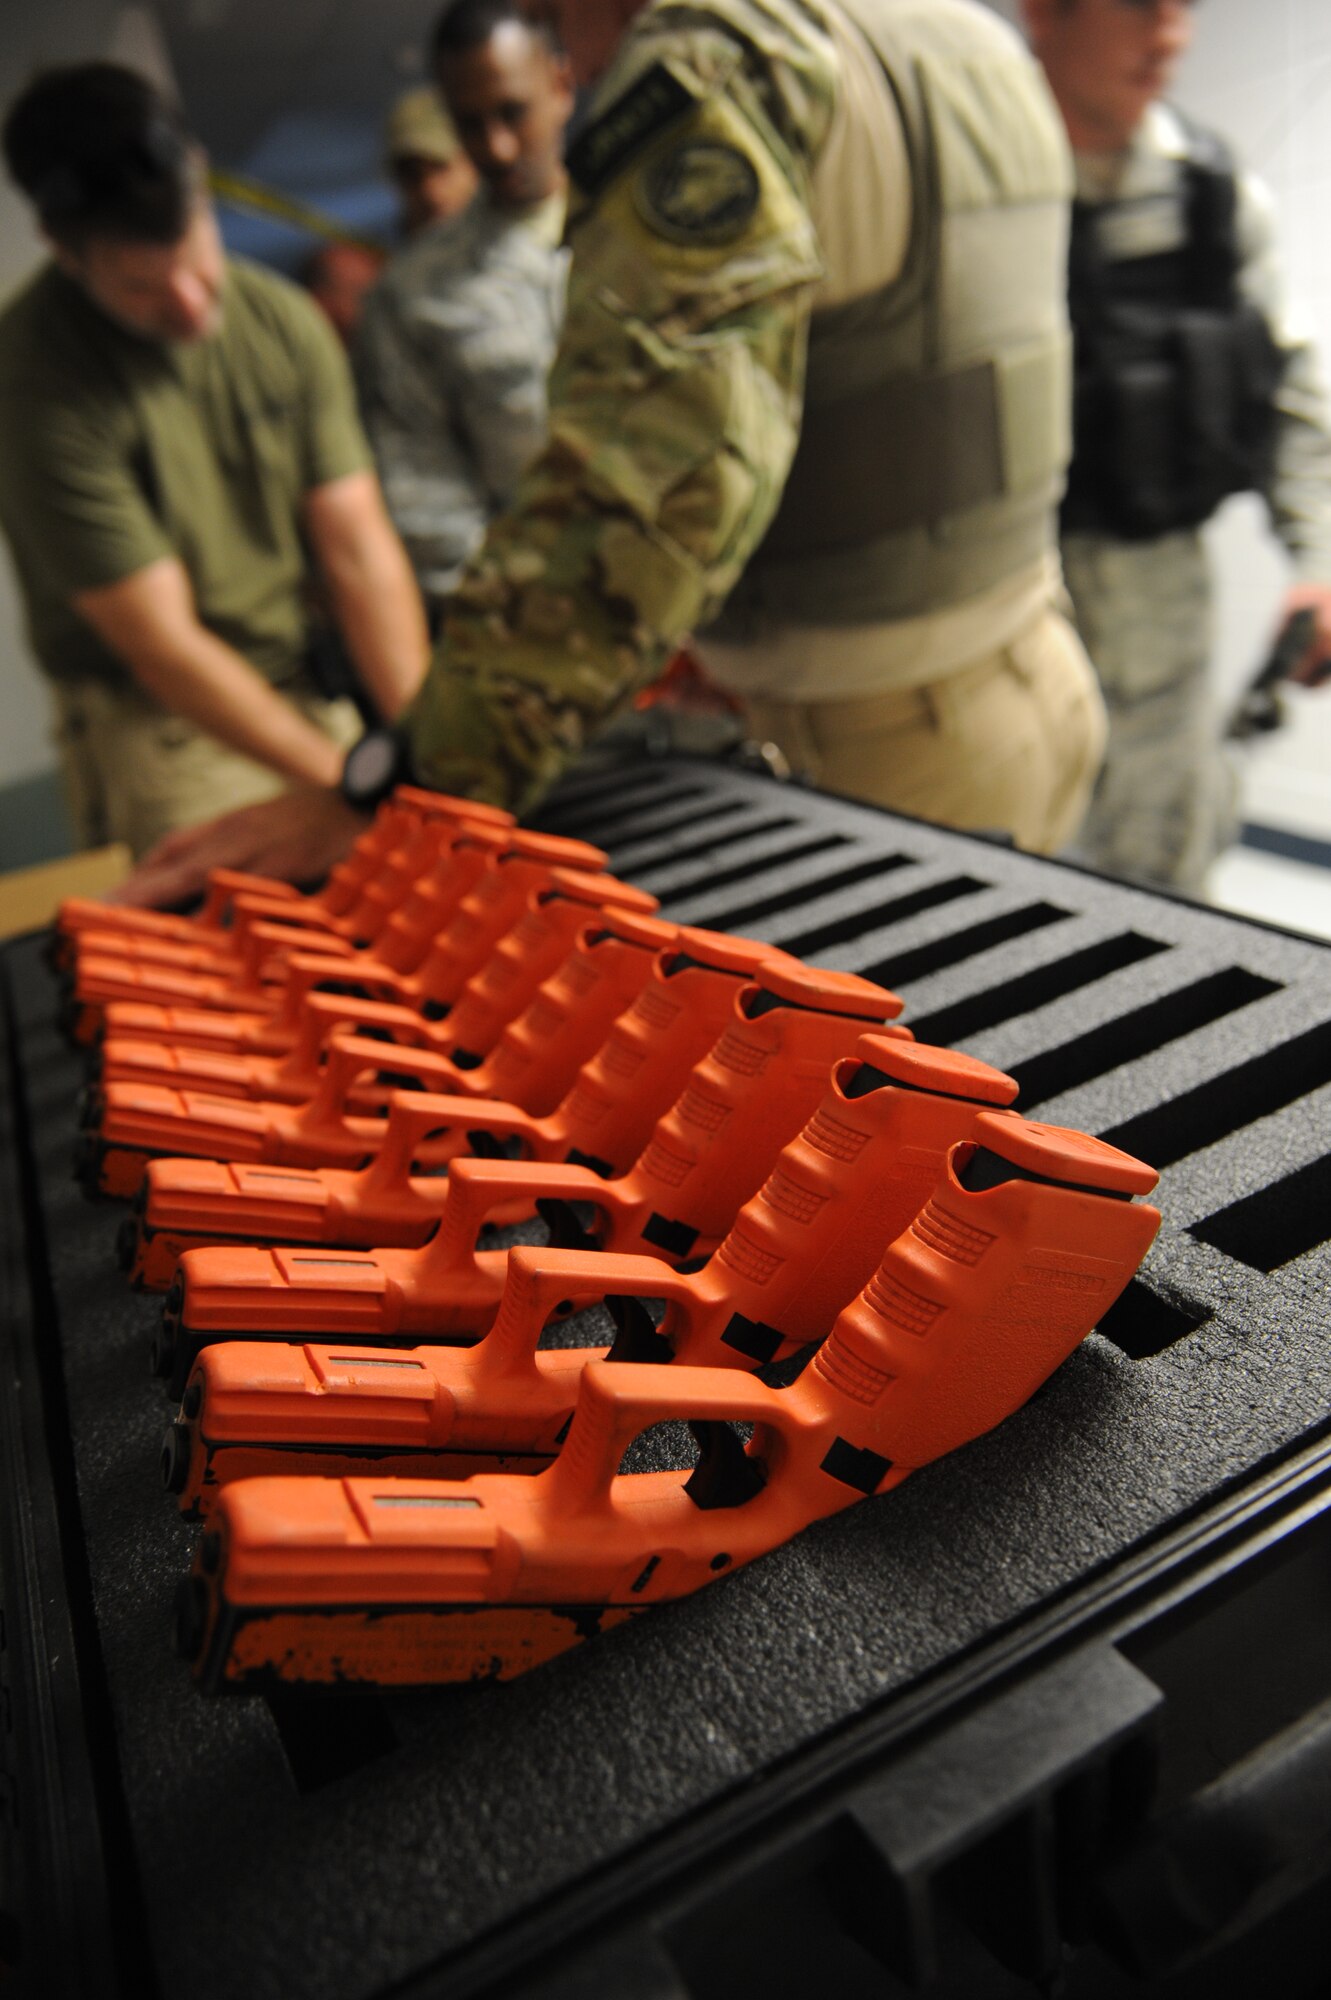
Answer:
[
  {"left": 75, "top": 555, "right": 348, "bottom": 787},
  {"left": 127, "top": 625, "right": 344, "bottom": 786},
  {"left": 317, "top": 506, "right": 431, "bottom": 721}
]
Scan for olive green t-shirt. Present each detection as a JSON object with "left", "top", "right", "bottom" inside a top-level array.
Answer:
[{"left": 0, "top": 256, "right": 371, "bottom": 689}]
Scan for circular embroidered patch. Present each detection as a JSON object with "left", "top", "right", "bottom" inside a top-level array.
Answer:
[{"left": 636, "top": 139, "right": 760, "bottom": 245}]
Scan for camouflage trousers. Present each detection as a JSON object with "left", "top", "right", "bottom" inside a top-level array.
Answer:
[
  {"left": 731, "top": 607, "right": 1106, "bottom": 857},
  {"left": 1061, "top": 531, "right": 1240, "bottom": 895},
  {"left": 51, "top": 678, "right": 362, "bottom": 861}
]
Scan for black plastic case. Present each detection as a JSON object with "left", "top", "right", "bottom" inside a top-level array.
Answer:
[{"left": 3, "top": 755, "right": 1331, "bottom": 2000}]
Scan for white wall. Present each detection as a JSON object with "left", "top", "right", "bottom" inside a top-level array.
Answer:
[
  {"left": 990, "top": 0, "right": 1331, "bottom": 842},
  {"left": 1175, "top": 0, "right": 1331, "bottom": 840},
  {"left": 0, "top": 241, "right": 53, "bottom": 791},
  {"left": 0, "top": 165, "right": 59, "bottom": 789}
]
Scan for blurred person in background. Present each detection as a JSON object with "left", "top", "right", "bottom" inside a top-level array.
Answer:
[
  {"left": 301, "top": 86, "right": 474, "bottom": 349},
  {"left": 1025, "top": 0, "right": 1331, "bottom": 894},
  {"left": 384, "top": 84, "right": 478, "bottom": 238},
  {"left": 354, "top": 0, "right": 574, "bottom": 621},
  {"left": 303, "top": 237, "right": 387, "bottom": 344},
  {"left": 0, "top": 62, "right": 429, "bottom": 858}
]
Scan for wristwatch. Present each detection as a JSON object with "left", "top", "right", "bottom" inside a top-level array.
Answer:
[{"left": 339, "top": 725, "right": 413, "bottom": 813}]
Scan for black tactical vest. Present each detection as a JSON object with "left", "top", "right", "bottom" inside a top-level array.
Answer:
[{"left": 1062, "top": 120, "right": 1286, "bottom": 540}]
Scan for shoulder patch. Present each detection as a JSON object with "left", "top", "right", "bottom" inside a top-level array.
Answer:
[
  {"left": 568, "top": 63, "right": 695, "bottom": 198},
  {"left": 635, "top": 140, "right": 760, "bottom": 246}
]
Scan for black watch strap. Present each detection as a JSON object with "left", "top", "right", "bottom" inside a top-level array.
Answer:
[{"left": 339, "top": 726, "right": 412, "bottom": 813}]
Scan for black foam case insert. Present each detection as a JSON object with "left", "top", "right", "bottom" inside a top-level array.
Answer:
[{"left": 3, "top": 755, "right": 1331, "bottom": 1999}]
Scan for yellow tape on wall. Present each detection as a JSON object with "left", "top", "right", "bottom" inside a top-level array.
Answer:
[{"left": 208, "top": 168, "right": 383, "bottom": 250}]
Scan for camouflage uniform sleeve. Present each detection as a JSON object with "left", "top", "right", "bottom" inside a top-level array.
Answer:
[
  {"left": 1236, "top": 169, "right": 1331, "bottom": 585},
  {"left": 403, "top": 0, "right": 837, "bottom": 811}
]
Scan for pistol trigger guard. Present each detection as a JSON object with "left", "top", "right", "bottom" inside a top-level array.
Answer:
[
  {"left": 537, "top": 1196, "right": 598, "bottom": 1253},
  {"left": 683, "top": 1421, "right": 767, "bottom": 1512},
  {"left": 604, "top": 1294, "right": 674, "bottom": 1366}
]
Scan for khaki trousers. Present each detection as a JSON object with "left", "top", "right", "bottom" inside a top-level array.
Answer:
[
  {"left": 1061, "top": 531, "right": 1237, "bottom": 895},
  {"left": 51, "top": 680, "right": 362, "bottom": 861},
  {"left": 734, "top": 608, "right": 1106, "bottom": 856}
]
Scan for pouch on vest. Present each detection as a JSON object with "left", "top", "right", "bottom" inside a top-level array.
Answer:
[{"left": 1063, "top": 141, "right": 1286, "bottom": 541}]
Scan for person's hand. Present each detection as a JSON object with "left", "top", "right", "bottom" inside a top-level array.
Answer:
[
  {"left": 1279, "top": 582, "right": 1331, "bottom": 686},
  {"left": 106, "top": 788, "right": 370, "bottom": 909}
]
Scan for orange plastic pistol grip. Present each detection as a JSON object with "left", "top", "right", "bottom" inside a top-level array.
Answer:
[
  {"left": 327, "top": 783, "right": 513, "bottom": 920},
  {"left": 242, "top": 924, "right": 781, "bottom": 1213},
  {"left": 427, "top": 871, "right": 658, "bottom": 1070},
  {"left": 210, "top": 873, "right": 663, "bottom": 1107},
  {"left": 223, "top": 819, "right": 574, "bottom": 1022},
  {"left": 70, "top": 926, "right": 259, "bottom": 978},
  {"left": 397, "top": 828, "right": 608, "bottom": 1014},
  {"left": 55, "top": 781, "right": 470, "bottom": 955},
  {"left": 590, "top": 958, "right": 903, "bottom": 1266},
  {"left": 68, "top": 947, "right": 290, "bottom": 1032},
  {"left": 55, "top": 866, "right": 305, "bottom": 958},
  {"left": 337, "top": 808, "right": 480, "bottom": 945},
  {"left": 355, "top": 820, "right": 484, "bottom": 945},
  {"left": 822, "top": 1112, "right": 1160, "bottom": 1469},
  {"left": 227, "top": 917, "right": 363, "bottom": 989},
  {"left": 122, "top": 921, "right": 776, "bottom": 1204},
  {"left": 512, "top": 926, "right": 786, "bottom": 1181},
  {"left": 370, "top": 822, "right": 514, "bottom": 974},
  {"left": 93, "top": 798, "right": 517, "bottom": 1002},
  {"left": 182, "top": 1121, "right": 1160, "bottom": 1688},
  {"left": 125, "top": 917, "right": 687, "bottom": 1284},
  {"left": 171, "top": 1248, "right": 693, "bottom": 1513},
  {"left": 675, "top": 1035, "right": 1020, "bottom": 1367},
  {"left": 469, "top": 908, "right": 681, "bottom": 1119},
  {"left": 129, "top": 926, "right": 797, "bottom": 1290},
  {"left": 340, "top": 803, "right": 520, "bottom": 944},
  {"left": 94, "top": 996, "right": 321, "bottom": 1061},
  {"left": 150, "top": 948, "right": 897, "bottom": 1346},
  {"left": 114, "top": 921, "right": 670, "bottom": 1204},
  {"left": 166, "top": 1041, "right": 1021, "bottom": 1495},
  {"left": 83, "top": 1031, "right": 469, "bottom": 1199},
  {"left": 316, "top": 787, "right": 470, "bottom": 919},
  {"left": 156, "top": 963, "right": 902, "bottom": 1378}
]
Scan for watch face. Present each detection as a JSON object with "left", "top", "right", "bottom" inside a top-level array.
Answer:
[{"left": 345, "top": 730, "right": 400, "bottom": 801}]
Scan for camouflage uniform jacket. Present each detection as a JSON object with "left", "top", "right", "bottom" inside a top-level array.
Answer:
[
  {"left": 354, "top": 190, "right": 570, "bottom": 610},
  {"left": 403, "top": 0, "right": 839, "bottom": 809}
]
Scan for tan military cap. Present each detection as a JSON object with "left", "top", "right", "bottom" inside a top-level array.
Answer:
[{"left": 384, "top": 85, "right": 461, "bottom": 165}]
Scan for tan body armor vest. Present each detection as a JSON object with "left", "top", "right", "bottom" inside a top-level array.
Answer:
[{"left": 717, "top": 0, "right": 1073, "bottom": 631}]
